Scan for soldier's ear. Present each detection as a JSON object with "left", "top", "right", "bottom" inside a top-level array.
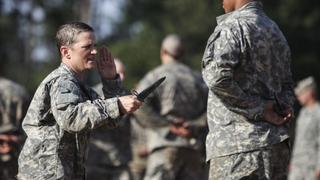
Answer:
[{"left": 60, "top": 46, "right": 71, "bottom": 59}]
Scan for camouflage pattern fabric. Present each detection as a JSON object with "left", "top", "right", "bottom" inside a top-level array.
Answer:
[
  {"left": 143, "top": 147, "right": 204, "bottom": 180},
  {"left": 289, "top": 103, "right": 320, "bottom": 180},
  {"left": 202, "top": 1, "right": 295, "bottom": 161},
  {"left": 86, "top": 83, "right": 132, "bottom": 180},
  {"left": 86, "top": 164, "right": 132, "bottom": 180},
  {"left": 0, "top": 77, "right": 28, "bottom": 134},
  {"left": 17, "top": 63, "right": 125, "bottom": 180},
  {"left": 135, "top": 60, "right": 208, "bottom": 180},
  {"left": 129, "top": 117, "right": 148, "bottom": 180},
  {"left": 135, "top": 61, "right": 208, "bottom": 151},
  {"left": 0, "top": 77, "right": 28, "bottom": 180},
  {"left": 86, "top": 117, "right": 132, "bottom": 180},
  {"left": 209, "top": 140, "right": 290, "bottom": 180}
]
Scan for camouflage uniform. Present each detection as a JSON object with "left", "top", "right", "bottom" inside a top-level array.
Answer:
[
  {"left": 129, "top": 117, "right": 148, "bottom": 180},
  {"left": 289, "top": 103, "right": 320, "bottom": 180},
  {"left": 0, "top": 77, "right": 28, "bottom": 180},
  {"left": 17, "top": 63, "right": 125, "bottom": 180},
  {"left": 202, "top": 1, "right": 295, "bottom": 179},
  {"left": 86, "top": 83, "right": 133, "bottom": 180},
  {"left": 135, "top": 61, "right": 208, "bottom": 180}
]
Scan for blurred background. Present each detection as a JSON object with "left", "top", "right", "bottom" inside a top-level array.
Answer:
[{"left": 0, "top": 0, "right": 319, "bottom": 93}]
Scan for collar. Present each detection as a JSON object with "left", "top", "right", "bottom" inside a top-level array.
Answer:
[
  {"left": 60, "top": 63, "right": 76, "bottom": 76},
  {"left": 216, "top": 1, "right": 263, "bottom": 25}
]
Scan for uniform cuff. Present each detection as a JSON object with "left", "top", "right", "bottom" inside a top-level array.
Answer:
[
  {"left": 104, "top": 97, "right": 120, "bottom": 119},
  {"left": 101, "top": 74, "right": 122, "bottom": 98},
  {"left": 252, "top": 103, "right": 265, "bottom": 121}
]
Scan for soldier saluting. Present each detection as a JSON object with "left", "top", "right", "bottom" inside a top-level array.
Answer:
[{"left": 17, "top": 22, "right": 142, "bottom": 179}]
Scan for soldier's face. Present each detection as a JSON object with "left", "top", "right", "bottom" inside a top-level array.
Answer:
[
  {"left": 223, "top": 0, "right": 236, "bottom": 13},
  {"left": 297, "top": 89, "right": 313, "bottom": 106},
  {"left": 67, "top": 31, "right": 97, "bottom": 73}
]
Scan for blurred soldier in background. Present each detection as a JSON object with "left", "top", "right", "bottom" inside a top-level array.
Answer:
[
  {"left": 135, "top": 34, "right": 208, "bottom": 180},
  {"left": 0, "top": 76, "right": 28, "bottom": 179},
  {"left": 202, "top": 0, "right": 295, "bottom": 179},
  {"left": 87, "top": 58, "right": 133, "bottom": 180},
  {"left": 17, "top": 22, "right": 142, "bottom": 179},
  {"left": 289, "top": 76, "right": 320, "bottom": 180},
  {"left": 129, "top": 116, "right": 148, "bottom": 180}
]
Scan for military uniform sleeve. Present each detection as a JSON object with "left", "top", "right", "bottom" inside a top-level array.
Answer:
[
  {"left": 50, "top": 78, "right": 121, "bottom": 133},
  {"left": 101, "top": 75, "right": 129, "bottom": 98},
  {"left": 278, "top": 51, "right": 295, "bottom": 108},
  {"left": 184, "top": 77, "right": 208, "bottom": 133},
  {"left": 202, "top": 28, "right": 264, "bottom": 120}
]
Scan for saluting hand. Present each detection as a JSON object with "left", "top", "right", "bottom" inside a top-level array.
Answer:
[{"left": 96, "top": 46, "right": 117, "bottom": 80}]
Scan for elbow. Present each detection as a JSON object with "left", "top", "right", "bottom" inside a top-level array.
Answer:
[
  {"left": 204, "top": 68, "right": 233, "bottom": 91},
  {"left": 59, "top": 114, "right": 89, "bottom": 133},
  {"left": 207, "top": 76, "right": 231, "bottom": 93}
]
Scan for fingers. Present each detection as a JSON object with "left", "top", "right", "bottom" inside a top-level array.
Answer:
[
  {"left": 263, "top": 101, "right": 294, "bottom": 126},
  {"left": 99, "top": 46, "right": 106, "bottom": 63},
  {"left": 97, "top": 46, "right": 113, "bottom": 71},
  {"left": 283, "top": 112, "right": 293, "bottom": 123},
  {"left": 263, "top": 111, "right": 291, "bottom": 125},
  {"left": 96, "top": 46, "right": 106, "bottom": 71},
  {"left": 118, "top": 95, "right": 143, "bottom": 114},
  {"left": 97, "top": 46, "right": 118, "bottom": 79},
  {"left": 275, "top": 108, "right": 294, "bottom": 125},
  {"left": 99, "top": 46, "right": 113, "bottom": 63},
  {"left": 107, "top": 49, "right": 112, "bottom": 63},
  {"left": 272, "top": 113, "right": 292, "bottom": 125},
  {"left": 170, "top": 125, "right": 191, "bottom": 138}
]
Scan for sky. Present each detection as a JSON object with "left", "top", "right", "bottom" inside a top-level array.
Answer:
[{"left": 91, "top": 0, "right": 125, "bottom": 39}]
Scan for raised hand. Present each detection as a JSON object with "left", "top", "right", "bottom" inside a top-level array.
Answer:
[{"left": 96, "top": 46, "right": 117, "bottom": 80}]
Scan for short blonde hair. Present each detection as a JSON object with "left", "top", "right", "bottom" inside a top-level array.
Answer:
[
  {"left": 55, "top": 22, "right": 93, "bottom": 50},
  {"left": 295, "top": 76, "right": 317, "bottom": 95},
  {"left": 161, "top": 34, "right": 184, "bottom": 59}
]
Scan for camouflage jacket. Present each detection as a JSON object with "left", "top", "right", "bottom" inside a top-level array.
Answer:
[
  {"left": 86, "top": 118, "right": 132, "bottom": 168},
  {"left": 86, "top": 83, "right": 132, "bottom": 167},
  {"left": 17, "top": 63, "right": 124, "bottom": 180},
  {"left": 135, "top": 61, "right": 208, "bottom": 152},
  {"left": 290, "top": 103, "right": 320, "bottom": 178},
  {"left": 0, "top": 77, "right": 28, "bottom": 134},
  {"left": 0, "top": 77, "right": 28, "bottom": 168},
  {"left": 202, "top": 1, "right": 295, "bottom": 160}
]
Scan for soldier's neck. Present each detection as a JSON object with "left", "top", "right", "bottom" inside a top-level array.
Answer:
[
  {"left": 161, "top": 56, "right": 178, "bottom": 64},
  {"left": 306, "top": 98, "right": 318, "bottom": 108}
]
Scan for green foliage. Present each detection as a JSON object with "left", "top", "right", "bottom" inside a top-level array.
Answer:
[
  {"left": 108, "top": 0, "right": 320, "bottom": 87},
  {"left": 104, "top": 0, "right": 221, "bottom": 88},
  {"left": 263, "top": 0, "right": 320, "bottom": 82},
  {"left": 0, "top": 0, "right": 85, "bottom": 93},
  {"left": 1, "top": 0, "right": 320, "bottom": 92}
]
